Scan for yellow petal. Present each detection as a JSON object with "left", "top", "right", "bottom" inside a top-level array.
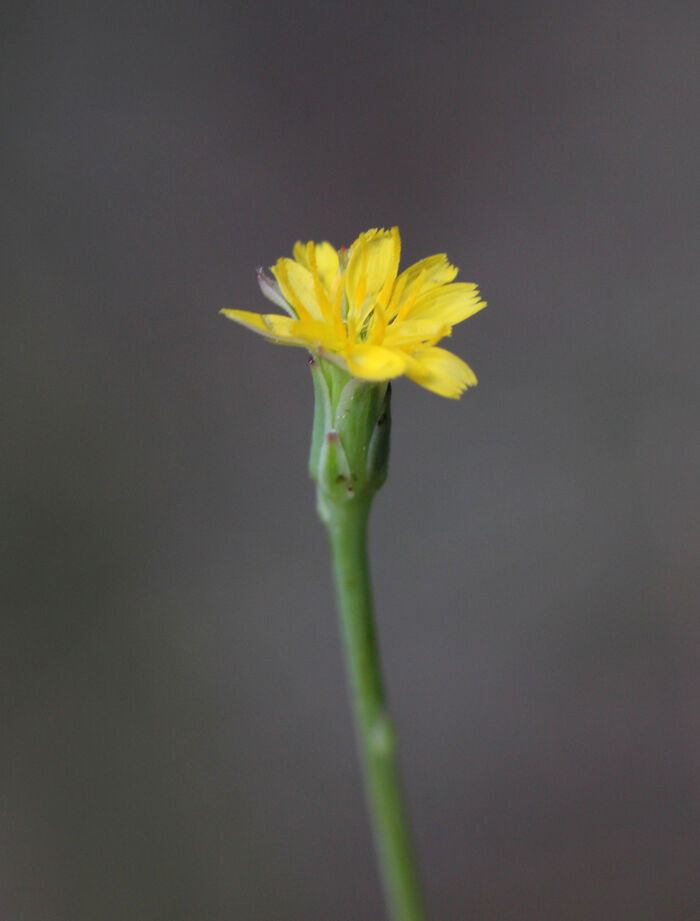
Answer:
[
  {"left": 292, "top": 240, "right": 309, "bottom": 266},
  {"left": 407, "top": 284, "right": 485, "bottom": 326},
  {"left": 271, "top": 258, "right": 323, "bottom": 321},
  {"left": 404, "top": 346, "right": 477, "bottom": 398},
  {"left": 397, "top": 254, "right": 459, "bottom": 296},
  {"left": 293, "top": 240, "right": 340, "bottom": 292},
  {"left": 345, "top": 227, "right": 400, "bottom": 324},
  {"left": 222, "top": 309, "right": 344, "bottom": 352},
  {"left": 383, "top": 318, "right": 450, "bottom": 349},
  {"left": 294, "top": 317, "right": 346, "bottom": 351},
  {"left": 220, "top": 309, "right": 309, "bottom": 346},
  {"left": 313, "top": 241, "right": 340, "bottom": 291},
  {"left": 345, "top": 343, "right": 408, "bottom": 381},
  {"left": 387, "top": 254, "right": 458, "bottom": 320}
]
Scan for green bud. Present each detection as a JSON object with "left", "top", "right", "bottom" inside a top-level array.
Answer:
[{"left": 309, "top": 356, "right": 391, "bottom": 516}]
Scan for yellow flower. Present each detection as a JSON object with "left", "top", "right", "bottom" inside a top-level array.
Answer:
[{"left": 222, "top": 227, "right": 485, "bottom": 398}]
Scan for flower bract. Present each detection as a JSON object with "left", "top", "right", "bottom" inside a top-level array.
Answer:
[{"left": 222, "top": 227, "right": 485, "bottom": 398}]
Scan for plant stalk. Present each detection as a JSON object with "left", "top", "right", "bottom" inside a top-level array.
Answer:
[{"left": 324, "top": 496, "right": 426, "bottom": 921}]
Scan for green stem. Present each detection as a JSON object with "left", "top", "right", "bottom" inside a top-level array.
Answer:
[{"left": 324, "top": 496, "right": 427, "bottom": 921}]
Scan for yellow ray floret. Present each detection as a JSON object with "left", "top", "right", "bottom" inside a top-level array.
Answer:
[{"left": 221, "top": 227, "right": 485, "bottom": 398}]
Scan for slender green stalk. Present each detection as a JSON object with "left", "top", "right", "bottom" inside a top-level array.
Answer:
[{"left": 324, "top": 496, "right": 426, "bottom": 921}]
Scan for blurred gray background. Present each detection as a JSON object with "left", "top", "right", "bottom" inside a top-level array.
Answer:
[{"left": 2, "top": 0, "right": 698, "bottom": 918}]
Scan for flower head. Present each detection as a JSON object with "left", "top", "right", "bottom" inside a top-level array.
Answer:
[{"left": 222, "top": 227, "right": 485, "bottom": 398}]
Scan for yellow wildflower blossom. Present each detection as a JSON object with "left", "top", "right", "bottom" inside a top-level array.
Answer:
[{"left": 222, "top": 227, "right": 485, "bottom": 398}]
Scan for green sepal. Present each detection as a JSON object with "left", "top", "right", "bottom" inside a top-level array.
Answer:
[
  {"left": 309, "top": 357, "right": 333, "bottom": 484},
  {"left": 365, "top": 385, "right": 391, "bottom": 492},
  {"left": 308, "top": 355, "right": 392, "bottom": 509}
]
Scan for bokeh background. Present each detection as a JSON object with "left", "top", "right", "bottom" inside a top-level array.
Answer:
[{"left": 3, "top": 1, "right": 698, "bottom": 918}]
